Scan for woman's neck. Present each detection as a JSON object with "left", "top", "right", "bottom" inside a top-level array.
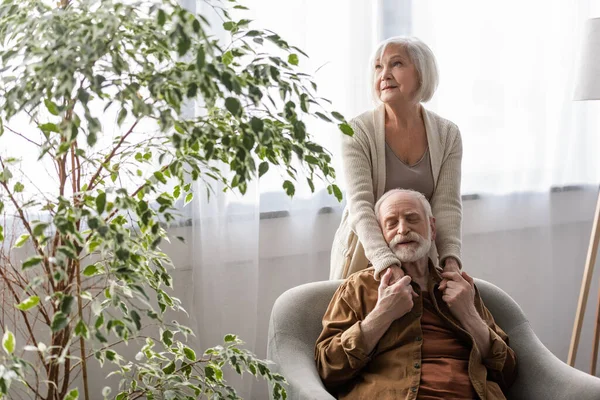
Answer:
[{"left": 384, "top": 101, "right": 422, "bottom": 130}]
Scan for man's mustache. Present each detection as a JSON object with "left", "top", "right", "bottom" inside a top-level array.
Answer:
[{"left": 389, "top": 232, "right": 426, "bottom": 247}]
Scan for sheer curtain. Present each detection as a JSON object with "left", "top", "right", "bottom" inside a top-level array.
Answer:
[
  {"left": 412, "top": 0, "right": 600, "bottom": 194},
  {"left": 186, "top": 1, "right": 600, "bottom": 398},
  {"left": 189, "top": 1, "right": 378, "bottom": 398}
]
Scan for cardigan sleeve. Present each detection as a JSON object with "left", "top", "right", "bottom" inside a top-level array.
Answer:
[
  {"left": 342, "top": 119, "right": 399, "bottom": 279},
  {"left": 430, "top": 124, "right": 463, "bottom": 267}
]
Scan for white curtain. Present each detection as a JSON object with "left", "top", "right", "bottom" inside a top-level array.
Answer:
[
  {"left": 186, "top": 1, "right": 600, "bottom": 398},
  {"left": 189, "top": 1, "right": 378, "bottom": 397},
  {"left": 413, "top": 0, "right": 600, "bottom": 194}
]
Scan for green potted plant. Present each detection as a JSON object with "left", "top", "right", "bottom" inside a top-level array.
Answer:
[{"left": 0, "top": 0, "right": 350, "bottom": 398}]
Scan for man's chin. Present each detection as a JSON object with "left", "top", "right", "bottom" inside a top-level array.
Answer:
[
  {"left": 392, "top": 244, "right": 431, "bottom": 263},
  {"left": 394, "top": 252, "right": 421, "bottom": 263}
]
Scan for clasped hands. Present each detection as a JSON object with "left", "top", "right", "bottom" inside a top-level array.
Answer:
[{"left": 374, "top": 260, "right": 477, "bottom": 324}]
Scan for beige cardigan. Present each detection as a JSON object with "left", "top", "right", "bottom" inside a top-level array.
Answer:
[{"left": 330, "top": 104, "right": 463, "bottom": 280}]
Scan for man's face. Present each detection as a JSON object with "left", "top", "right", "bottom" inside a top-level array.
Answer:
[{"left": 378, "top": 193, "right": 435, "bottom": 262}]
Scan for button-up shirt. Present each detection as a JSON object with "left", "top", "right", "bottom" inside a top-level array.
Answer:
[{"left": 315, "top": 263, "right": 517, "bottom": 399}]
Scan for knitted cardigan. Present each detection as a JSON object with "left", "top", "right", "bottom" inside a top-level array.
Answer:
[{"left": 330, "top": 103, "right": 463, "bottom": 280}]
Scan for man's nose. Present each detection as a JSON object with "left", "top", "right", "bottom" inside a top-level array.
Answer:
[{"left": 397, "top": 221, "right": 410, "bottom": 235}]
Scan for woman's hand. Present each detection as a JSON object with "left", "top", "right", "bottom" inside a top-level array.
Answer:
[
  {"left": 439, "top": 257, "right": 460, "bottom": 291},
  {"left": 385, "top": 264, "right": 404, "bottom": 284}
]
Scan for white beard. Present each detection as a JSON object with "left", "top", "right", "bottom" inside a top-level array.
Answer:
[{"left": 389, "top": 231, "right": 432, "bottom": 263}]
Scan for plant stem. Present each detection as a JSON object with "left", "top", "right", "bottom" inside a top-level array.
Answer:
[
  {"left": 70, "top": 143, "right": 90, "bottom": 400},
  {"left": 74, "top": 259, "right": 89, "bottom": 400},
  {"left": 87, "top": 119, "right": 140, "bottom": 192}
]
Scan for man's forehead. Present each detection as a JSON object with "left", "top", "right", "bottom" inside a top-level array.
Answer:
[{"left": 381, "top": 195, "right": 424, "bottom": 216}]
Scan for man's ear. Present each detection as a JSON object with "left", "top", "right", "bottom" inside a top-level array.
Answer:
[{"left": 429, "top": 216, "right": 436, "bottom": 241}]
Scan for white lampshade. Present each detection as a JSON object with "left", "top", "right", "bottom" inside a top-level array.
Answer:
[{"left": 574, "top": 17, "right": 600, "bottom": 101}]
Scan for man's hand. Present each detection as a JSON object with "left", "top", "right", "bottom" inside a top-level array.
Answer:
[
  {"left": 439, "top": 270, "right": 477, "bottom": 323},
  {"left": 440, "top": 270, "right": 494, "bottom": 360},
  {"left": 359, "top": 268, "right": 418, "bottom": 355},
  {"left": 374, "top": 268, "right": 418, "bottom": 323}
]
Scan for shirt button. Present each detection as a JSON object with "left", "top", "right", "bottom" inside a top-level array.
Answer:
[
  {"left": 411, "top": 387, "right": 418, "bottom": 393},
  {"left": 414, "top": 362, "right": 420, "bottom": 369},
  {"left": 415, "top": 336, "right": 422, "bottom": 341}
]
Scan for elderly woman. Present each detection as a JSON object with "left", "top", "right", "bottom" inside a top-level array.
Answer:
[{"left": 330, "top": 36, "right": 462, "bottom": 281}]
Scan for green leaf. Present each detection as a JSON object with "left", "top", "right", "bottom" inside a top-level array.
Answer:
[
  {"left": 162, "top": 361, "right": 175, "bottom": 374},
  {"left": 75, "top": 319, "right": 89, "bottom": 339},
  {"left": 51, "top": 312, "right": 69, "bottom": 332},
  {"left": 96, "top": 192, "right": 106, "bottom": 214},
  {"left": 283, "top": 180, "right": 295, "bottom": 197},
  {"left": 184, "top": 192, "right": 193, "bottom": 205},
  {"left": 83, "top": 264, "right": 101, "bottom": 277},
  {"left": 258, "top": 161, "right": 269, "bottom": 177},
  {"left": 14, "top": 233, "right": 30, "bottom": 248},
  {"left": 15, "top": 295, "right": 40, "bottom": 311},
  {"left": 224, "top": 334, "right": 237, "bottom": 343},
  {"left": 196, "top": 46, "right": 205, "bottom": 70},
  {"left": 225, "top": 97, "right": 242, "bottom": 117},
  {"left": 331, "top": 111, "right": 345, "bottom": 122},
  {"left": 2, "top": 330, "right": 15, "bottom": 355},
  {"left": 162, "top": 330, "right": 174, "bottom": 346},
  {"left": 315, "top": 112, "right": 332, "bottom": 122},
  {"left": 223, "top": 21, "right": 235, "bottom": 31},
  {"left": 331, "top": 184, "right": 343, "bottom": 202},
  {"left": 183, "top": 346, "right": 196, "bottom": 361},
  {"left": 157, "top": 9, "right": 166, "bottom": 26},
  {"left": 44, "top": 99, "right": 59, "bottom": 116},
  {"left": 33, "top": 222, "right": 49, "bottom": 237},
  {"left": 39, "top": 123, "right": 60, "bottom": 133},
  {"left": 95, "top": 313, "right": 104, "bottom": 329},
  {"left": 154, "top": 171, "right": 167, "bottom": 184},
  {"left": 250, "top": 117, "right": 264, "bottom": 133},
  {"left": 288, "top": 53, "right": 299, "bottom": 66},
  {"left": 60, "top": 295, "right": 75, "bottom": 315},
  {"left": 304, "top": 155, "right": 319, "bottom": 165},
  {"left": 13, "top": 182, "right": 24, "bottom": 192},
  {"left": 63, "top": 388, "right": 79, "bottom": 400},
  {"left": 222, "top": 51, "right": 233, "bottom": 66},
  {"left": 117, "top": 108, "right": 127, "bottom": 127},
  {"left": 307, "top": 178, "right": 315, "bottom": 193},
  {"left": 177, "top": 34, "right": 191, "bottom": 56},
  {"left": 22, "top": 255, "right": 43, "bottom": 270},
  {"left": 338, "top": 122, "right": 354, "bottom": 136},
  {"left": 130, "top": 310, "right": 141, "bottom": 330}
]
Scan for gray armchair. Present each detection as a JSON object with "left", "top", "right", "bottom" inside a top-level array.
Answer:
[{"left": 267, "top": 278, "right": 600, "bottom": 400}]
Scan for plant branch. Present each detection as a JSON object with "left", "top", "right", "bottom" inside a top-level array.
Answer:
[
  {"left": 0, "top": 156, "right": 56, "bottom": 292},
  {"left": 4, "top": 125, "right": 42, "bottom": 147},
  {"left": 87, "top": 119, "right": 140, "bottom": 192},
  {"left": 0, "top": 265, "right": 46, "bottom": 367}
]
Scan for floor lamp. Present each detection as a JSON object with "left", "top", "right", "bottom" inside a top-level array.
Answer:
[{"left": 567, "top": 17, "right": 600, "bottom": 374}]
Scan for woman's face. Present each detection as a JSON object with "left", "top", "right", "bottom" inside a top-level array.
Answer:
[{"left": 374, "top": 43, "right": 420, "bottom": 104}]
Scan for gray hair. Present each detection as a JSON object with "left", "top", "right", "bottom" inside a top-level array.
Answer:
[
  {"left": 374, "top": 188, "right": 433, "bottom": 222},
  {"left": 370, "top": 36, "right": 439, "bottom": 103}
]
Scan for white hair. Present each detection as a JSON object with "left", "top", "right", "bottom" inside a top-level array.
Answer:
[
  {"left": 374, "top": 188, "right": 433, "bottom": 222},
  {"left": 370, "top": 36, "right": 439, "bottom": 104}
]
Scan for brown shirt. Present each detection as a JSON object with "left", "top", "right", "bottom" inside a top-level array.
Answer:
[{"left": 315, "top": 262, "right": 517, "bottom": 400}]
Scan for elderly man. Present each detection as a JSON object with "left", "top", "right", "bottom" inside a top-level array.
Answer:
[{"left": 315, "top": 189, "right": 516, "bottom": 399}]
